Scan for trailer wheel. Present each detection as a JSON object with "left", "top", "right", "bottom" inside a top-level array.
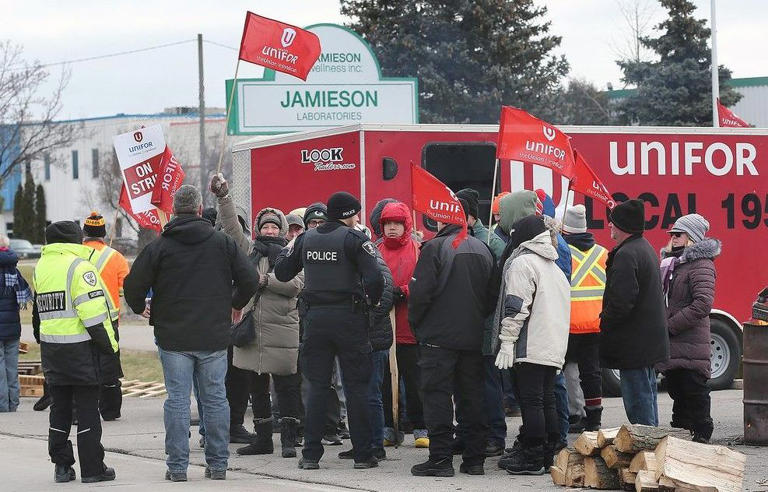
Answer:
[
  {"left": 708, "top": 317, "right": 741, "bottom": 390},
  {"left": 602, "top": 368, "right": 622, "bottom": 397}
]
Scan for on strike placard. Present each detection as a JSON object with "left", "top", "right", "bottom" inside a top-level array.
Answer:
[{"left": 113, "top": 125, "right": 166, "bottom": 214}]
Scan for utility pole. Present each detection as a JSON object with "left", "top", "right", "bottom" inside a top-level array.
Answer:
[
  {"left": 197, "top": 33, "right": 207, "bottom": 203},
  {"left": 711, "top": 0, "right": 720, "bottom": 127}
]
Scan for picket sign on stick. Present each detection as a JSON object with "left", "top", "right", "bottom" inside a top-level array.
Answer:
[{"left": 108, "top": 206, "right": 120, "bottom": 247}]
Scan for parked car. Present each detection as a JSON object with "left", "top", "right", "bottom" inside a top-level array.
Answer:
[{"left": 10, "top": 238, "right": 41, "bottom": 259}]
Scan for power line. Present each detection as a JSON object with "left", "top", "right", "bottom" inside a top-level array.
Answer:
[
  {"left": 7, "top": 39, "right": 197, "bottom": 71},
  {"left": 202, "top": 39, "right": 238, "bottom": 51}
]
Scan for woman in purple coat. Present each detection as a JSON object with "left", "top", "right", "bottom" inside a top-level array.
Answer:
[{"left": 657, "top": 214, "right": 719, "bottom": 443}]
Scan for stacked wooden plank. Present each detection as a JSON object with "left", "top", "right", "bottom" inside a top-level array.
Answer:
[
  {"left": 120, "top": 379, "right": 166, "bottom": 398},
  {"left": 18, "top": 360, "right": 45, "bottom": 396},
  {"left": 550, "top": 424, "right": 746, "bottom": 491}
]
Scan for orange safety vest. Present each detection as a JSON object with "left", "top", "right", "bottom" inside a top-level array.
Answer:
[
  {"left": 83, "top": 240, "right": 130, "bottom": 318},
  {"left": 568, "top": 243, "right": 608, "bottom": 334}
]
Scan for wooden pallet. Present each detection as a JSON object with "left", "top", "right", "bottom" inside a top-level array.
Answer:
[
  {"left": 120, "top": 379, "right": 166, "bottom": 398},
  {"left": 20, "top": 385, "right": 45, "bottom": 397},
  {"left": 18, "top": 361, "right": 42, "bottom": 375},
  {"left": 19, "top": 341, "right": 28, "bottom": 354}
]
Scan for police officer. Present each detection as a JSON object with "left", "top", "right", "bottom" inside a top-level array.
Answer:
[
  {"left": 32, "top": 221, "right": 118, "bottom": 484},
  {"left": 82, "top": 212, "right": 129, "bottom": 421},
  {"left": 275, "top": 191, "right": 384, "bottom": 470}
]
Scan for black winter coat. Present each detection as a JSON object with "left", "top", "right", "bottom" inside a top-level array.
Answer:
[
  {"left": 0, "top": 250, "right": 23, "bottom": 341},
  {"left": 656, "top": 239, "right": 719, "bottom": 378},
  {"left": 600, "top": 235, "right": 669, "bottom": 369},
  {"left": 408, "top": 225, "right": 498, "bottom": 351},
  {"left": 370, "top": 250, "right": 394, "bottom": 351},
  {"left": 124, "top": 215, "right": 260, "bottom": 352}
]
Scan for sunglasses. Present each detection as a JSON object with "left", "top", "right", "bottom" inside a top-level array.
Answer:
[{"left": 670, "top": 232, "right": 684, "bottom": 238}]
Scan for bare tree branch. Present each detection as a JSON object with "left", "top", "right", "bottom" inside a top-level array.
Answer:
[{"left": 0, "top": 40, "right": 83, "bottom": 185}]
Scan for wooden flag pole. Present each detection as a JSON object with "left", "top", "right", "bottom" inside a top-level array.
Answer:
[
  {"left": 487, "top": 158, "right": 499, "bottom": 245},
  {"left": 217, "top": 59, "right": 241, "bottom": 175},
  {"left": 388, "top": 308, "right": 400, "bottom": 448}
]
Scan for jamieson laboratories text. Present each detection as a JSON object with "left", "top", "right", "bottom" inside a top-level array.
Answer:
[{"left": 281, "top": 90, "right": 378, "bottom": 108}]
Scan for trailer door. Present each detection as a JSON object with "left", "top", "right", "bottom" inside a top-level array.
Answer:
[{"left": 421, "top": 142, "right": 499, "bottom": 231}]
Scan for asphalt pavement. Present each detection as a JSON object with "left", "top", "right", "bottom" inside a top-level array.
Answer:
[{"left": 1, "top": 389, "right": 767, "bottom": 491}]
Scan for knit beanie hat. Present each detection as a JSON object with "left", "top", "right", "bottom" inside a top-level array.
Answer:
[
  {"left": 562, "top": 204, "right": 588, "bottom": 234},
  {"left": 46, "top": 221, "right": 83, "bottom": 245},
  {"left": 492, "top": 192, "right": 509, "bottom": 215},
  {"left": 285, "top": 214, "right": 304, "bottom": 229},
  {"left": 83, "top": 212, "right": 106, "bottom": 238},
  {"left": 456, "top": 188, "right": 480, "bottom": 220},
  {"left": 258, "top": 211, "right": 282, "bottom": 231},
  {"left": 609, "top": 199, "right": 645, "bottom": 234},
  {"left": 202, "top": 207, "right": 218, "bottom": 226},
  {"left": 534, "top": 189, "right": 556, "bottom": 218},
  {"left": 669, "top": 213, "right": 709, "bottom": 243},
  {"left": 458, "top": 198, "right": 471, "bottom": 221},
  {"left": 303, "top": 202, "right": 328, "bottom": 226},
  {"left": 327, "top": 192, "right": 361, "bottom": 220}
]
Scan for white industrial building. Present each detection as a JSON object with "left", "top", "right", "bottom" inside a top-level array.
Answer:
[{"left": 13, "top": 108, "right": 250, "bottom": 238}]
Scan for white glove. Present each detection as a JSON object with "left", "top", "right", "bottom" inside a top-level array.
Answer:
[{"left": 495, "top": 341, "right": 516, "bottom": 370}]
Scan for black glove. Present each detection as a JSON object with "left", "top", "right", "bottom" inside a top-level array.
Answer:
[{"left": 393, "top": 286, "right": 406, "bottom": 302}]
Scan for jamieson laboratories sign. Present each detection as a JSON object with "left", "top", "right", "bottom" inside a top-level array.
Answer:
[{"left": 227, "top": 24, "right": 418, "bottom": 135}]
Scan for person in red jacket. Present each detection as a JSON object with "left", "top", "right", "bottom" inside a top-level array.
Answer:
[{"left": 377, "top": 202, "right": 427, "bottom": 447}]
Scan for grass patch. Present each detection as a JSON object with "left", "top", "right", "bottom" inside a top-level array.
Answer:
[{"left": 20, "top": 341, "right": 164, "bottom": 383}]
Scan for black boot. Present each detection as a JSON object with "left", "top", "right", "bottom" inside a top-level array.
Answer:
[
  {"left": 504, "top": 443, "right": 547, "bottom": 476},
  {"left": 692, "top": 419, "right": 714, "bottom": 444},
  {"left": 54, "top": 464, "right": 76, "bottom": 483},
  {"left": 281, "top": 417, "right": 298, "bottom": 458},
  {"left": 584, "top": 407, "right": 603, "bottom": 432},
  {"left": 411, "top": 457, "right": 454, "bottom": 477},
  {"left": 498, "top": 436, "right": 523, "bottom": 469},
  {"left": 568, "top": 414, "right": 585, "bottom": 434},
  {"left": 230, "top": 423, "right": 255, "bottom": 444},
  {"left": 82, "top": 466, "right": 116, "bottom": 483},
  {"left": 236, "top": 418, "right": 274, "bottom": 455}
]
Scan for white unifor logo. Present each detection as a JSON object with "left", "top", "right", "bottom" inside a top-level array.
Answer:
[
  {"left": 542, "top": 125, "right": 556, "bottom": 142},
  {"left": 281, "top": 28, "right": 297, "bottom": 48}
]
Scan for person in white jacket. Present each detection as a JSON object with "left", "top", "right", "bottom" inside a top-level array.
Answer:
[{"left": 494, "top": 215, "right": 571, "bottom": 476}]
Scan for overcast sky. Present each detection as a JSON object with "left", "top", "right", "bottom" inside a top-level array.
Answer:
[{"left": 5, "top": 0, "right": 767, "bottom": 119}]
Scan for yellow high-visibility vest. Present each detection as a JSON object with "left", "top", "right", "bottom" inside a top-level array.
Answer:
[
  {"left": 568, "top": 243, "right": 608, "bottom": 334},
  {"left": 34, "top": 243, "right": 118, "bottom": 351}
]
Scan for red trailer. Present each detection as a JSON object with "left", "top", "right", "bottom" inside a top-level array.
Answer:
[{"left": 231, "top": 123, "right": 768, "bottom": 391}]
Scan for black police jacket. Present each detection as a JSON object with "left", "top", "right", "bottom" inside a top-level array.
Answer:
[{"left": 274, "top": 220, "right": 384, "bottom": 306}]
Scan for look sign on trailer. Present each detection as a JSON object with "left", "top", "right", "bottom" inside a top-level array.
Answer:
[{"left": 113, "top": 125, "right": 165, "bottom": 214}]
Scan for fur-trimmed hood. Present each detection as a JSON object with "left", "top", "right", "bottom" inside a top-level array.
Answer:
[
  {"left": 254, "top": 207, "right": 288, "bottom": 237},
  {"left": 662, "top": 238, "right": 721, "bottom": 263}
]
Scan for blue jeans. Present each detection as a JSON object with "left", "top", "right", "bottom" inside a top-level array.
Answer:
[
  {"left": 158, "top": 348, "right": 229, "bottom": 472},
  {"left": 0, "top": 338, "right": 19, "bottom": 412},
  {"left": 553, "top": 372, "right": 569, "bottom": 442},
  {"left": 484, "top": 355, "right": 507, "bottom": 447},
  {"left": 368, "top": 350, "right": 388, "bottom": 450},
  {"left": 620, "top": 367, "right": 659, "bottom": 426}
]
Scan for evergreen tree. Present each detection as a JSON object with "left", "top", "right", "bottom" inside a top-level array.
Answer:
[
  {"left": 12, "top": 183, "right": 22, "bottom": 238},
  {"left": 617, "top": 0, "right": 741, "bottom": 126},
  {"left": 34, "top": 184, "right": 47, "bottom": 244},
  {"left": 341, "top": 0, "right": 569, "bottom": 123},
  {"left": 19, "top": 170, "right": 36, "bottom": 240}
]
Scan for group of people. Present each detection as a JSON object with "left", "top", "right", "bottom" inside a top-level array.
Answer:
[{"left": 14, "top": 173, "right": 721, "bottom": 483}]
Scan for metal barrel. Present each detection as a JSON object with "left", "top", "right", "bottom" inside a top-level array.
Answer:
[{"left": 743, "top": 323, "right": 768, "bottom": 445}]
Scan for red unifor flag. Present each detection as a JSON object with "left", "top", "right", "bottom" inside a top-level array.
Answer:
[
  {"left": 238, "top": 12, "right": 321, "bottom": 81},
  {"left": 120, "top": 186, "right": 162, "bottom": 232},
  {"left": 717, "top": 98, "right": 750, "bottom": 128},
  {"left": 496, "top": 106, "right": 576, "bottom": 179},
  {"left": 570, "top": 150, "right": 615, "bottom": 209},
  {"left": 411, "top": 163, "right": 467, "bottom": 248},
  {"left": 150, "top": 147, "right": 185, "bottom": 214}
]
